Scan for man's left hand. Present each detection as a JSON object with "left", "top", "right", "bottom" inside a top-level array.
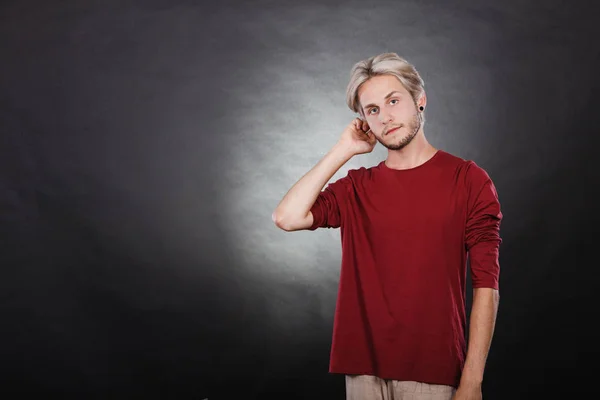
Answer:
[{"left": 452, "top": 382, "right": 482, "bottom": 400}]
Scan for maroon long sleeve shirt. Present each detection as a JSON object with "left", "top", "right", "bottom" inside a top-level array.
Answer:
[{"left": 308, "top": 149, "right": 502, "bottom": 387}]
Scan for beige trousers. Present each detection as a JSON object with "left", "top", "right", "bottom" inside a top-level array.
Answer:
[{"left": 345, "top": 375, "right": 456, "bottom": 400}]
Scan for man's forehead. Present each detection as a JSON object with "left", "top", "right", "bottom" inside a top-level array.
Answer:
[{"left": 359, "top": 79, "right": 406, "bottom": 103}]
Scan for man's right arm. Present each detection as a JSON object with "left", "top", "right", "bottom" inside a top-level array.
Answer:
[{"left": 272, "top": 142, "right": 353, "bottom": 232}]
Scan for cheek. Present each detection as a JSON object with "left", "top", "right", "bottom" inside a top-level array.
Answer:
[{"left": 397, "top": 103, "right": 415, "bottom": 115}]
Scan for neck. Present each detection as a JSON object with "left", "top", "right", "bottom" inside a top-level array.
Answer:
[{"left": 384, "top": 129, "right": 437, "bottom": 170}]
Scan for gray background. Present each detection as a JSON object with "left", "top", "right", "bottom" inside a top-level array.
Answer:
[{"left": 1, "top": 0, "right": 597, "bottom": 398}]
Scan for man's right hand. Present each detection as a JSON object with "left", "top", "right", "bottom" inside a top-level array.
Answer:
[{"left": 338, "top": 117, "right": 377, "bottom": 156}]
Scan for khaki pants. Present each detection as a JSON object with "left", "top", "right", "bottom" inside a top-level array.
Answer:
[{"left": 346, "top": 375, "right": 456, "bottom": 400}]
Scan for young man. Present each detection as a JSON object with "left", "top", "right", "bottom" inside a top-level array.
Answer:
[{"left": 272, "top": 53, "right": 502, "bottom": 400}]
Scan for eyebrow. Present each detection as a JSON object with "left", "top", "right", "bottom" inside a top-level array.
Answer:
[{"left": 362, "top": 91, "right": 402, "bottom": 111}]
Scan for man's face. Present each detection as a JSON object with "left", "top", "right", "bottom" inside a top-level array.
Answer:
[{"left": 358, "top": 74, "right": 423, "bottom": 151}]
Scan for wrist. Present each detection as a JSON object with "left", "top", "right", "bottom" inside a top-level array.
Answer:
[
  {"left": 332, "top": 141, "right": 354, "bottom": 159},
  {"left": 459, "top": 375, "right": 483, "bottom": 387}
]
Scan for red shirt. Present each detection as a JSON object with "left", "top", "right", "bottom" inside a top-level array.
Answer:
[{"left": 308, "top": 149, "right": 502, "bottom": 387}]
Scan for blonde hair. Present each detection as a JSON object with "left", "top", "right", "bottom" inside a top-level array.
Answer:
[{"left": 346, "top": 53, "right": 425, "bottom": 120}]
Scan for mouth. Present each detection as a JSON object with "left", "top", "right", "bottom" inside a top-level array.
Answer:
[{"left": 385, "top": 126, "right": 401, "bottom": 135}]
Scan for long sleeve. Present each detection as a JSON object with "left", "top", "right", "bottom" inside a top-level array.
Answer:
[
  {"left": 308, "top": 174, "right": 353, "bottom": 230},
  {"left": 464, "top": 162, "right": 503, "bottom": 290}
]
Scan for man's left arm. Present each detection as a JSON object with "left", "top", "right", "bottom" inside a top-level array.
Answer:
[
  {"left": 457, "top": 287, "right": 499, "bottom": 393},
  {"left": 455, "top": 162, "right": 503, "bottom": 399}
]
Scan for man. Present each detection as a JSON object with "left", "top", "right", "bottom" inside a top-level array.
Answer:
[{"left": 272, "top": 52, "right": 502, "bottom": 400}]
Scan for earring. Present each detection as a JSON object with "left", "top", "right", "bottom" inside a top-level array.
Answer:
[{"left": 419, "top": 106, "right": 424, "bottom": 111}]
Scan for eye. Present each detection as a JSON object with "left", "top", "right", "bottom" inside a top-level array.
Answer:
[{"left": 368, "top": 98, "right": 398, "bottom": 115}]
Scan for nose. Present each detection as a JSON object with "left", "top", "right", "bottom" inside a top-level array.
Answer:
[{"left": 379, "top": 112, "right": 393, "bottom": 124}]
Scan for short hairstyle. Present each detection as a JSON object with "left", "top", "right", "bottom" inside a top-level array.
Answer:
[{"left": 346, "top": 52, "right": 425, "bottom": 120}]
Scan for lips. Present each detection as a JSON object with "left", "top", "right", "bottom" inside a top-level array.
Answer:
[{"left": 386, "top": 126, "right": 401, "bottom": 135}]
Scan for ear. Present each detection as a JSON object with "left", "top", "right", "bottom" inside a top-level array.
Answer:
[{"left": 418, "top": 91, "right": 427, "bottom": 109}]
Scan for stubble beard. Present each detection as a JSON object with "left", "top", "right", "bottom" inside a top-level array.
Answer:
[{"left": 381, "top": 110, "right": 422, "bottom": 151}]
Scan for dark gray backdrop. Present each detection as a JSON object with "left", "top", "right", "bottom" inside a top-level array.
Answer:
[{"left": 1, "top": 0, "right": 597, "bottom": 398}]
